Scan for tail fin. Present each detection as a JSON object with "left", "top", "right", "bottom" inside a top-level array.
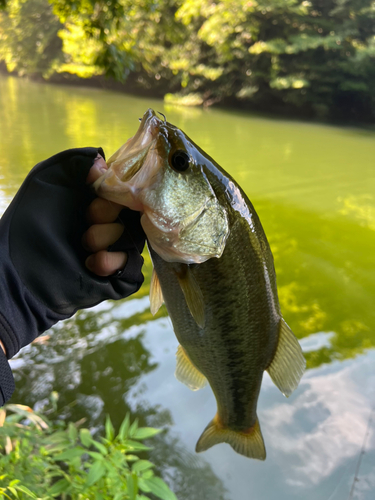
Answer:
[{"left": 195, "top": 415, "right": 266, "bottom": 460}]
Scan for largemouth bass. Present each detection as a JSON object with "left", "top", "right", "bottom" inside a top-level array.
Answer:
[{"left": 95, "top": 109, "right": 305, "bottom": 460}]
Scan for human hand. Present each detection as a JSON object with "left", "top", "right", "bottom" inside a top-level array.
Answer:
[{"left": 0, "top": 147, "right": 145, "bottom": 359}]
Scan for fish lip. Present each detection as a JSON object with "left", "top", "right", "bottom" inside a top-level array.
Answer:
[
  {"left": 109, "top": 109, "right": 161, "bottom": 167},
  {"left": 126, "top": 109, "right": 160, "bottom": 151},
  {"left": 94, "top": 109, "right": 163, "bottom": 193}
]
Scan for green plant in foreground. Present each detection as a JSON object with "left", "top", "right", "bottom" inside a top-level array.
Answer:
[{"left": 0, "top": 403, "right": 177, "bottom": 500}]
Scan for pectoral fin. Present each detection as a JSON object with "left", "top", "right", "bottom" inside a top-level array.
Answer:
[
  {"left": 149, "top": 268, "right": 164, "bottom": 315},
  {"left": 175, "top": 266, "right": 205, "bottom": 328},
  {"left": 196, "top": 414, "right": 266, "bottom": 460},
  {"left": 175, "top": 345, "right": 207, "bottom": 391},
  {"left": 267, "top": 318, "right": 306, "bottom": 397}
]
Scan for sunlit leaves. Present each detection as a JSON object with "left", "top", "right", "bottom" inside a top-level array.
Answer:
[
  {"left": 1, "top": 0, "right": 375, "bottom": 119},
  {"left": 0, "top": 0, "right": 63, "bottom": 76},
  {"left": 0, "top": 407, "right": 174, "bottom": 500}
]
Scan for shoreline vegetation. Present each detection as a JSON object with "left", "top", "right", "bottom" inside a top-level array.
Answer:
[
  {"left": 0, "top": 401, "right": 177, "bottom": 500},
  {"left": 1, "top": 0, "right": 375, "bottom": 123}
]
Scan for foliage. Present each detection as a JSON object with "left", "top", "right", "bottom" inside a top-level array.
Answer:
[
  {"left": 0, "top": 0, "right": 63, "bottom": 77},
  {"left": 0, "top": 0, "right": 375, "bottom": 120},
  {"left": 0, "top": 403, "right": 177, "bottom": 500},
  {"left": 172, "top": 0, "right": 375, "bottom": 120}
]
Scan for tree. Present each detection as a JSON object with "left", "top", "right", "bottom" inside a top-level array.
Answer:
[{"left": 0, "top": 0, "right": 63, "bottom": 77}]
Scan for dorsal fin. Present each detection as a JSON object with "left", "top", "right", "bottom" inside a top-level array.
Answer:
[
  {"left": 267, "top": 318, "right": 305, "bottom": 397},
  {"left": 149, "top": 268, "right": 164, "bottom": 315},
  {"left": 175, "top": 265, "right": 205, "bottom": 328},
  {"left": 175, "top": 345, "right": 207, "bottom": 391}
]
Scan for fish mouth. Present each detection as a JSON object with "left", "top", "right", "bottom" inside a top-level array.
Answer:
[{"left": 94, "top": 109, "right": 164, "bottom": 205}]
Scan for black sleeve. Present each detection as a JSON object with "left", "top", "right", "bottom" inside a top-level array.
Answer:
[{"left": 0, "top": 147, "right": 146, "bottom": 405}]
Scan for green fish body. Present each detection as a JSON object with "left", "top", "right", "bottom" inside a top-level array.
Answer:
[{"left": 95, "top": 109, "right": 305, "bottom": 459}]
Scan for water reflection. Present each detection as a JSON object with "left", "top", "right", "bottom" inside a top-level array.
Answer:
[
  {"left": 2, "top": 73, "right": 375, "bottom": 499},
  {"left": 259, "top": 200, "right": 375, "bottom": 369},
  {"left": 11, "top": 300, "right": 228, "bottom": 499}
]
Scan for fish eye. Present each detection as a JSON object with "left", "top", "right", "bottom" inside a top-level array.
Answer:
[{"left": 170, "top": 150, "right": 191, "bottom": 172}]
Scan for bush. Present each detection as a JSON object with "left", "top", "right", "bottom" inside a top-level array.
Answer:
[{"left": 0, "top": 403, "right": 177, "bottom": 500}]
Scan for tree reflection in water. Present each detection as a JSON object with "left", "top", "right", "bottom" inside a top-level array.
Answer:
[{"left": 11, "top": 301, "right": 228, "bottom": 500}]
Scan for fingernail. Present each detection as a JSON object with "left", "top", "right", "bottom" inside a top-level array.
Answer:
[{"left": 85, "top": 255, "right": 95, "bottom": 272}]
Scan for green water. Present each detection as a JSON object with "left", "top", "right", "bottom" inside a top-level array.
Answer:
[{"left": 1, "top": 74, "right": 375, "bottom": 499}]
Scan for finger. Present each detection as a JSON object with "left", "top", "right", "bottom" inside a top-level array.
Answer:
[
  {"left": 86, "top": 155, "right": 108, "bottom": 184},
  {"left": 82, "top": 223, "right": 124, "bottom": 252},
  {"left": 86, "top": 251, "right": 128, "bottom": 276},
  {"left": 86, "top": 197, "right": 123, "bottom": 224}
]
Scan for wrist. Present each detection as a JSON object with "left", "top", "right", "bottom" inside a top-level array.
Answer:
[{"left": 0, "top": 339, "right": 5, "bottom": 356}]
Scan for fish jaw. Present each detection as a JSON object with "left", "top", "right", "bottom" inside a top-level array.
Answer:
[{"left": 94, "top": 109, "right": 163, "bottom": 211}]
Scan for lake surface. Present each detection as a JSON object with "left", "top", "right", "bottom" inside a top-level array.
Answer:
[{"left": 1, "top": 74, "right": 375, "bottom": 499}]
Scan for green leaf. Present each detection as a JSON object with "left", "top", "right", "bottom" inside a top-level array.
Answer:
[
  {"left": 138, "top": 478, "right": 151, "bottom": 493},
  {"left": 48, "top": 479, "right": 70, "bottom": 497},
  {"left": 126, "top": 455, "right": 140, "bottom": 461},
  {"left": 132, "top": 460, "right": 155, "bottom": 473},
  {"left": 7, "top": 487, "right": 18, "bottom": 498},
  {"left": 137, "top": 496, "right": 150, "bottom": 500},
  {"left": 80, "top": 428, "right": 92, "bottom": 447},
  {"left": 142, "top": 470, "right": 154, "bottom": 479},
  {"left": 142, "top": 477, "right": 177, "bottom": 500},
  {"left": 129, "top": 418, "right": 139, "bottom": 438},
  {"left": 8, "top": 481, "right": 20, "bottom": 487},
  {"left": 91, "top": 440, "right": 108, "bottom": 455},
  {"left": 44, "top": 443, "right": 68, "bottom": 454},
  {"left": 118, "top": 413, "right": 130, "bottom": 441},
  {"left": 13, "top": 485, "right": 37, "bottom": 499},
  {"left": 87, "top": 451, "right": 104, "bottom": 461},
  {"left": 53, "top": 447, "right": 84, "bottom": 461},
  {"left": 47, "top": 431, "right": 69, "bottom": 443},
  {"left": 132, "top": 428, "right": 162, "bottom": 440},
  {"left": 127, "top": 472, "right": 138, "bottom": 500},
  {"left": 86, "top": 460, "right": 106, "bottom": 487},
  {"left": 105, "top": 415, "right": 115, "bottom": 442},
  {"left": 125, "top": 440, "right": 152, "bottom": 452},
  {"left": 68, "top": 423, "right": 77, "bottom": 442}
]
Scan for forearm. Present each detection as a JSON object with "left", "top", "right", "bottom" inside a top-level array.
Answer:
[{"left": 0, "top": 260, "right": 66, "bottom": 406}]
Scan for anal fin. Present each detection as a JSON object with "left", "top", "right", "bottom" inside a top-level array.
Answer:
[
  {"left": 175, "top": 345, "right": 207, "bottom": 391},
  {"left": 196, "top": 414, "right": 266, "bottom": 460},
  {"left": 175, "top": 265, "right": 205, "bottom": 328},
  {"left": 267, "top": 318, "right": 306, "bottom": 397},
  {"left": 149, "top": 268, "right": 164, "bottom": 315}
]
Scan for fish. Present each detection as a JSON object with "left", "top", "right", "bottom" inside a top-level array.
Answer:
[{"left": 94, "top": 109, "right": 305, "bottom": 460}]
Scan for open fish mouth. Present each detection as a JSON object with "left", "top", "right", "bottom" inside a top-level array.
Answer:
[
  {"left": 108, "top": 109, "right": 161, "bottom": 169},
  {"left": 94, "top": 109, "right": 164, "bottom": 208}
]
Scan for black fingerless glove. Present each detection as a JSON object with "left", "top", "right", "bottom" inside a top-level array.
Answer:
[{"left": 0, "top": 147, "right": 146, "bottom": 405}]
